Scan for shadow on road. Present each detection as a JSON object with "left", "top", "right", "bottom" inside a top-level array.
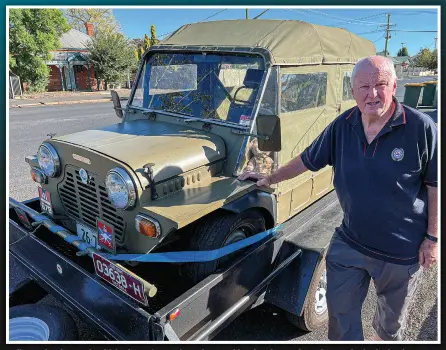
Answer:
[
  {"left": 214, "top": 304, "right": 309, "bottom": 341},
  {"left": 416, "top": 300, "right": 438, "bottom": 341}
]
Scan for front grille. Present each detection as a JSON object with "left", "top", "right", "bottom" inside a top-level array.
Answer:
[{"left": 58, "top": 166, "right": 126, "bottom": 244}]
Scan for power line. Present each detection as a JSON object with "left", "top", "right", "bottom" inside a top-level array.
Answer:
[
  {"left": 387, "top": 11, "right": 437, "bottom": 16},
  {"left": 390, "top": 29, "right": 437, "bottom": 32},
  {"left": 158, "top": 9, "right": 228, "bottom": 39},
  {"left": 373, "top": 33, "right": 386, "bottom": 43},
  {"left": 356, "top": 29, "right": 383, "bottom": 35},
  {"left": 199, "top": 8, "right": 227, "bottom": 22},
  {"left": 253, "top": 9, "right": 270, "bottom": 19},
  {"left": 286, "top": 8, "right": 386, "bottom": 27},
  {"left": 303, "top": 8, "right": 386, "bottom": 25},
  {"left": 333, "top": 12, "right": 386, "bottom": 26},
  {"left": 286, "top": 8, "right": 310, "bottom": 16}
]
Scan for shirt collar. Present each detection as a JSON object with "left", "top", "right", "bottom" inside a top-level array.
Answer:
[{"left": 346, "top": 97, "right": 406, "bottom": 127}]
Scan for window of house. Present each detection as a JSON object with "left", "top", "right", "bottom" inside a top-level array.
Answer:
[
  {"left": 342, "top": 71, "right": 354, "bottom": 101},
  {"left": 280, "top": 72, "right": 327, "bottom": 112}
]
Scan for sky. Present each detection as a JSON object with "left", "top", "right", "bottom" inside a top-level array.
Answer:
[{"left": 110, "top": 7, "right": 439, "bottom": 57}]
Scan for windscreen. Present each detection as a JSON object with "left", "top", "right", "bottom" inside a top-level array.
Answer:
[{"left": 130, "top": 52, "right": 265, "bottom": 126}]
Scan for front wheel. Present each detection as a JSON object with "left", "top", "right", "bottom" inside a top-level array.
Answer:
[
  {"left": 182, "top": 210, "right": 266, "bottom": 284},
  {"left": 285, "top": 259, "right": 328, "bottom": 331}
]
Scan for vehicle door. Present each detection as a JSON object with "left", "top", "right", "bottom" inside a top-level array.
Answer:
[{"left": 275, "top": 65, "right": 337, "bottom": 222}]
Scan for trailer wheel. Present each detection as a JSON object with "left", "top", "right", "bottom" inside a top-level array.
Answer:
[
  {"left": 183, "top": 210, "right": 266, "bottom": 284},
  {"left": 286, "top": 260, "right": 328, "bottom": 331},
  {"left": 9, "top": 304, "right": 78, "bottom": 341}
]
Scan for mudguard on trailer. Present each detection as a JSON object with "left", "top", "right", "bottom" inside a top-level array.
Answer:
[{"left": 264, "top": 193, "right": 343, "bottom": 317}]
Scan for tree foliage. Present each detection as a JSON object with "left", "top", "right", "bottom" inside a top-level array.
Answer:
[
  {"left": 86, "top": 28, "right": 135, "bottom": 90},
  {"left": 139, "top": 46, "right": 145, "bottom": 60},
  {"left": 143, "top": 34, "right": 151, "bottom": 50},
  {"left": 397, "top": 47, "right": 409, "bottom": 57},
  {"left": 150, "top": 25, "right": 158, "bottom": 46},
  {"left": 64, "top": 9, "right": 120, "bottom": 34},
  {"left": 413, "top": 48, "right": 437, "bottom": 70},
  {"left": 131, "top": 26, "right": 159, "bottom": 64},
  {"left": 9, "top": 8, "right": 70, "bottom": 92}
]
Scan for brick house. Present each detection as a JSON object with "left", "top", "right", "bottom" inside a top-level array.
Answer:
[{"left": 46, "top": 23, "right": 100, "bottom": 91}]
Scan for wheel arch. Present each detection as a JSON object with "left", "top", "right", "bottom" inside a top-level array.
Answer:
[{"left": 221, "top": 190, "right": 277, "bottom": 229}]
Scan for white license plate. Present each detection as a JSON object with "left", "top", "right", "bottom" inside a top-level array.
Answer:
[{"left": 76, "top": 222, "right": 98, "bottom": 248}]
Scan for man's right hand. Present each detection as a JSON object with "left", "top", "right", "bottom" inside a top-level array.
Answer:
[{"left": 238, "top": 171, "right": 271, "bottom": 187}]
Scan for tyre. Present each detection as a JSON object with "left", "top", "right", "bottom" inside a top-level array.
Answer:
[
  {"left": 9, "top": 304, "right": 78, "bottom": 341},
  {"left": 183, "top": 209, "right": 266, "bottom": 284},
  {"left": 286, "top": 259, "right": 328, "bottom": 331}
]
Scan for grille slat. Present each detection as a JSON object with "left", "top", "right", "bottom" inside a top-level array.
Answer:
[
  {"left": 60, "top": 188, "right": 77, "bottom": 205},
  {"left": 58, "top": 166, "right": 126, "bottom": 244}
]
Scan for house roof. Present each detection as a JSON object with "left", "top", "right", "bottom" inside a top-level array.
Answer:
[
  {"left": 161, "top": 19, "right": 376, "bottom": 65},
  {"left": 59, "top": 29, "right": 92, "bottom": 49},
  {"left": 392, "top": 56, "right": 410, "bottom": 63}
]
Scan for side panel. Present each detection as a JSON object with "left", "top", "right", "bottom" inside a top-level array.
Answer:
[{"left": 276, "top": 65, "right": 338, "bottom": 222}]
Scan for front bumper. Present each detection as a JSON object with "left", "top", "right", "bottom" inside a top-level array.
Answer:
[{"left": 9, "top": 199, "right": 163, "bottom": 340}]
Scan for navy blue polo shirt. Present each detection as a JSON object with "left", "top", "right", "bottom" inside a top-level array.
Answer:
[{"left": 301, "top": 98, "right": 437, "bottom": 265}]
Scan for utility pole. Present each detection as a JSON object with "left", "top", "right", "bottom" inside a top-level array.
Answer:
[
  {"left": 380, "top": 13, "right": 395, "bottom": 56},
  {"left": 384, "top": 14, "right": 391, "bottom": 56},
  {"left": 246, "top": 9, "right": 249, "bottom": 19},
  {"left": 434, "top": 37, "right": 437, "bottom": 49}
]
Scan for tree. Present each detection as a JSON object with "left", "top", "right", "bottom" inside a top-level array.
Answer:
[
  {"left": 64, "top": 9, "right": 120, "bottom": 34},
  {"left": 86, "top": 28, "right": 135, "bottom": 90},
  {"left": 397, "top": 47, "right": 409, "bottom": 57},
  {"left": 134, "top": 48, "right": 139, "bottom": 62},
  {"left": 143, "top": 33, "right": 151, "bottom": 50},
  {"left": 9, "top": 9, "right": 70, "bottom": 92},
  {"left": 150, "top": 25, "right": 158, "bottom": 46},
  {"left": 413, "top": 48, "right": 437, "bottom": 70}
]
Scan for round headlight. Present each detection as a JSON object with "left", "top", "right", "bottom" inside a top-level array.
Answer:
[
  {"left": 37, "top": 143, "right": 60, "bottom": 177},
  {"left": 105, "top": 168, "right": 137, "bottom": 210}
]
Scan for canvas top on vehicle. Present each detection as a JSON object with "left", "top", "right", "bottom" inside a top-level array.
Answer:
[{"left": 160, "top": 19, "right": 376, "bottom": 65}]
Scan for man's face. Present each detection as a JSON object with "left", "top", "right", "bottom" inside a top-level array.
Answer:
[{"left": 352, "top": 60, "right": 397, "bottom": 118}]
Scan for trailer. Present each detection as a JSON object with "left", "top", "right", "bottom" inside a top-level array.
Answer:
[{"left": 9, "top": 191, "right": 341, "bottom": 341}]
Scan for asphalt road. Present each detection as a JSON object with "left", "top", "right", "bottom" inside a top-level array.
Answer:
[{"left": 8, "top": 77, "right": 438, "bottom": 341}]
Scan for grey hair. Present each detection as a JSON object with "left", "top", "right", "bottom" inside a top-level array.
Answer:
[{"left": 351, "top": 56, "right": 397, "bottom": 84}]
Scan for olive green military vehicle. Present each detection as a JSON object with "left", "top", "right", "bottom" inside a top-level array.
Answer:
[{"left": 26, "top": 20, "right": 374, "bottom": 284}]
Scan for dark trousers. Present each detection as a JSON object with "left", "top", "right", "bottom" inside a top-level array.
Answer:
[{"left": 325, "top": 232, "right": 424, "bottom": 341}]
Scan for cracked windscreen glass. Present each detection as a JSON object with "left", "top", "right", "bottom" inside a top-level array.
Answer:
[{"left": 130, "top": 52, "right": 265, "bottom": 126}]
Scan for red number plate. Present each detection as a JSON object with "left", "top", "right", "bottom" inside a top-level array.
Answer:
[
  {"left": 38, "top": 187, "right": 53, "bottom": 215},
  {"left": 92, "top": 253, "right": 148, "bottom": 305}
]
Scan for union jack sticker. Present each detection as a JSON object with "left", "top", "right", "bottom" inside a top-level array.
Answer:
[{"left": 97, "top": 218, "right": 115, "bottom": 253}]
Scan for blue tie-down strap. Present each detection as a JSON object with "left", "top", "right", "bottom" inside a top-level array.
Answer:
[{"left": 97, "top": 224, "right": 283, "bottom": 263}]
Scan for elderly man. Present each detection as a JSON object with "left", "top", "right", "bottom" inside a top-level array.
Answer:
[{"left": 239, "top": 56, "right": 438, "bottom": 341}]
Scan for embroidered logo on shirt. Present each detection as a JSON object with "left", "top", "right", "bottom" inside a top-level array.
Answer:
[{"left": 391, "top": 148, "right": 404, "bottom": 161}]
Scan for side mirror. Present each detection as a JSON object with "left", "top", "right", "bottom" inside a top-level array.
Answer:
[
  {"left": 256, "top": 114, "right": 281, "bottom": 152},
  {"left": 111, "top": 90, "right": 124, "bottom": 119}
]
